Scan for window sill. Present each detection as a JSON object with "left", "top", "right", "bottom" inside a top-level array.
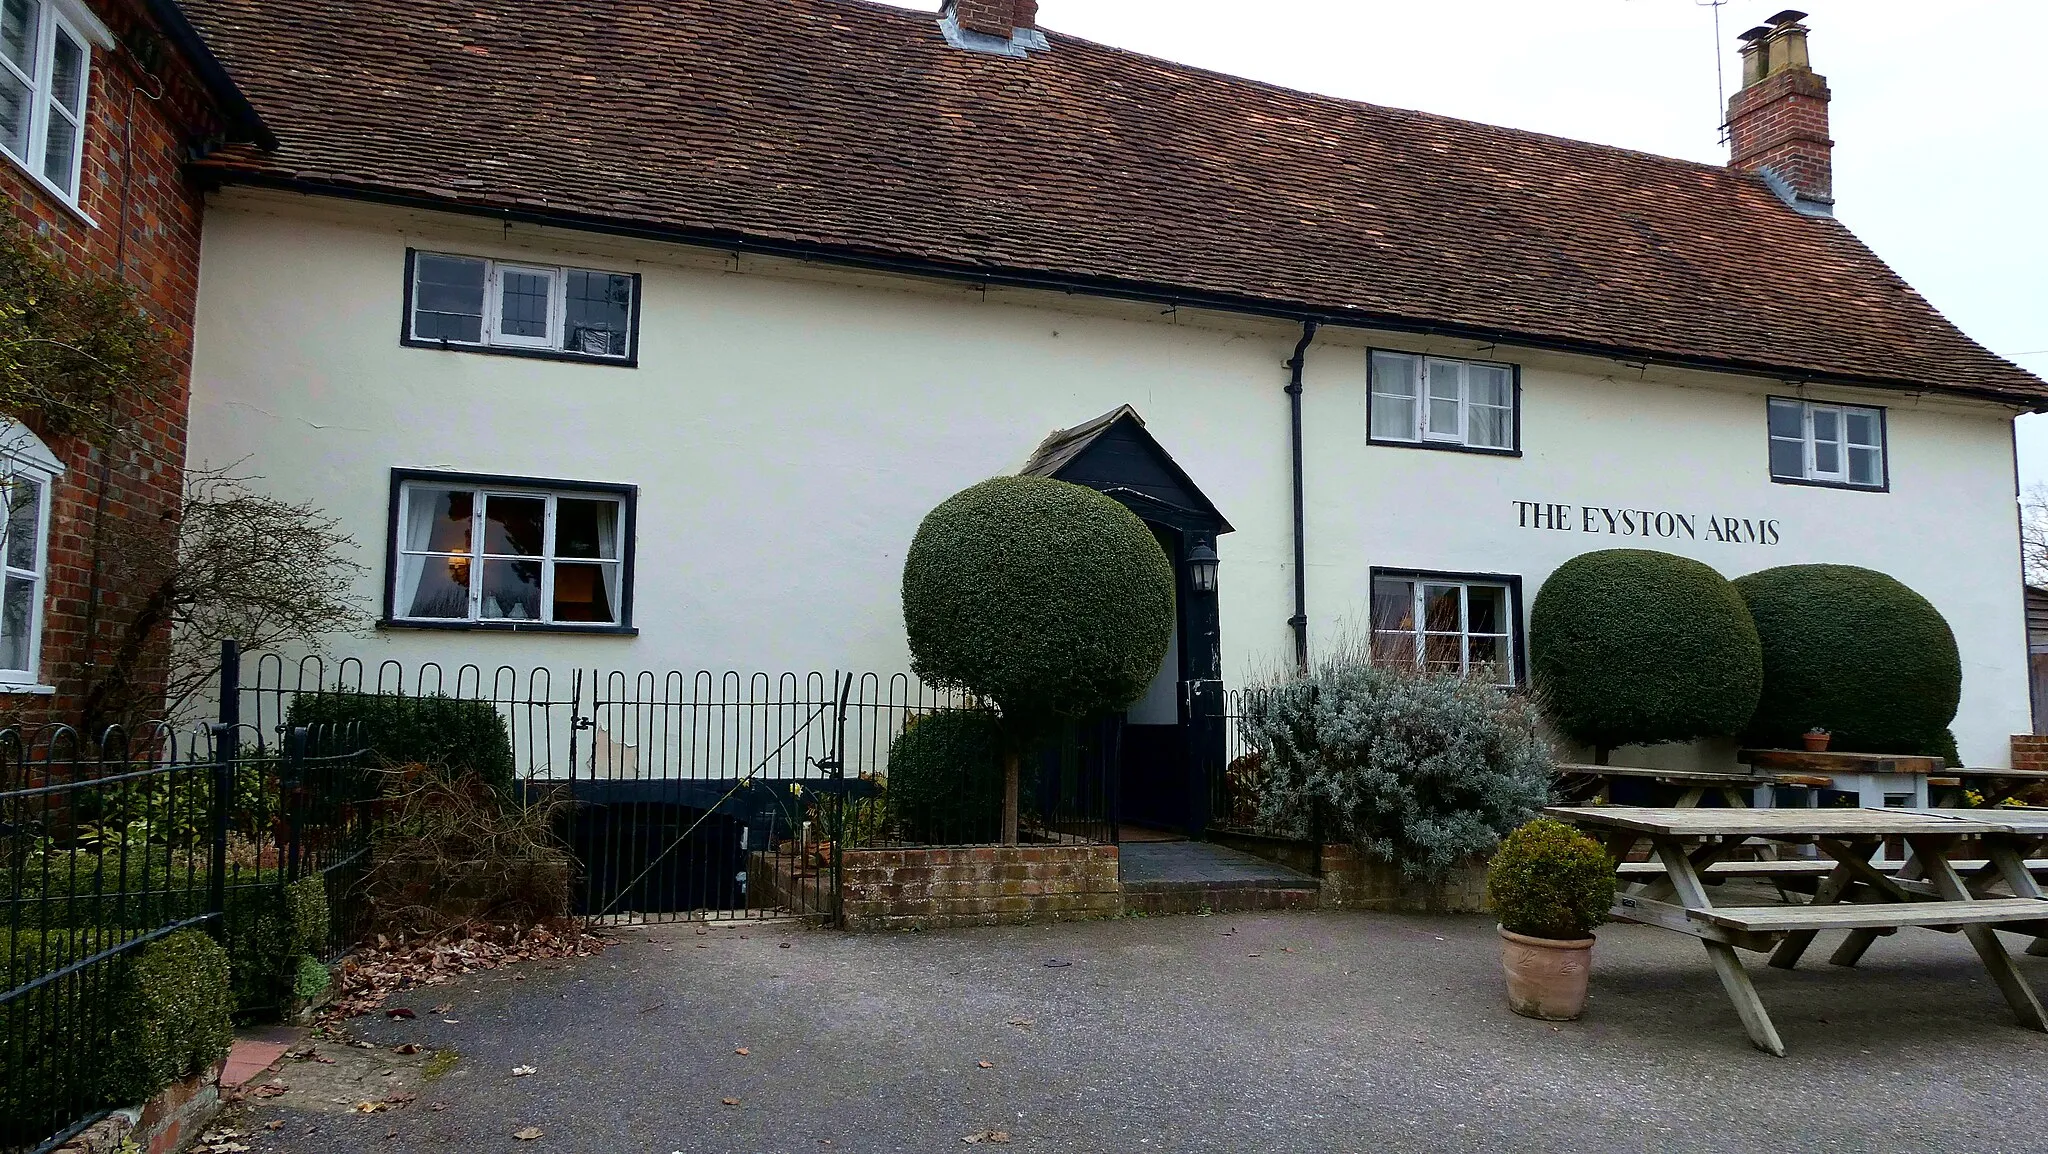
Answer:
[
  {"left": 399, "top": 336, "right": 637, "bottom": 369},
  {"left": 1368, "top": 436, "right": 1522, "bottom": 459},
  {"left": 0, "top": 682, "right": 58, "bottom": 695},
  {"left": 378, "top": 618, "right": 638, "bottom": 637},
  {"left": 1769, "top": 475, "right": 1889, "bottom": 494},
  {"left": 0, "top": 150, "right": 96, "bottom": 228}
]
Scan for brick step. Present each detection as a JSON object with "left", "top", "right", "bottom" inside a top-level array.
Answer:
[{"left": 1122, "top": 880, "right": 1320, "bottom": 917}]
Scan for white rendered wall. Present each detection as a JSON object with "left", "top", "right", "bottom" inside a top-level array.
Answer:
[{"left": 187, "top": 191, "right": 2031, "bottom": 767}]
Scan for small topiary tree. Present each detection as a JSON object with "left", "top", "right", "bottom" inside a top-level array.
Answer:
[
  {"left": 1529, "top": 549, "right": 1763, "bottom": 761},
  {"left": 1487, "top": 817, "right": 1615, "bottom": 941},
  {"left": 1237, "top": 655, "right": 1553, "bottom": 880},
  {"left": 902, "top": 476, "right": 1175, "bottom": 842},
  {"left": 1734, "top": 564, "right": 1962, "bottom": 757},
  {"left": 886, "top": 709, "right": 1010, "bottom": 844}
]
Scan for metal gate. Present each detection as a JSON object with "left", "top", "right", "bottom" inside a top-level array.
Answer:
[{"left": 562, "top": 670, "right": 858, "bottom": 924}]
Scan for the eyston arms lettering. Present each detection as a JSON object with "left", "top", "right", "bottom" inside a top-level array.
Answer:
[{"left": 1514, "top": 501, "right": 1783, "bottom": 546}]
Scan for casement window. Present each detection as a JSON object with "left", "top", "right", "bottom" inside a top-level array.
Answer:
[
  {"left": 388, "top": 472, "right": 636, "bottom": 631},
  {"left": 1368, "top": 570, "right": 1522, "bottom": 688},
  {"left": 1369, "top": 350, "right": 1519, "bottom": 454},
  {"left": 403, "top": 250, "right": 641, "bottom": 365},
  {"left": 0, "top": 0, "right": 103, "bottom": 207},
  {"left": 1767, "top": 397, "right": 1886, "bottom": 490},
  {"left": 0, "top": 422, "right": 60, "bottom": 689}
]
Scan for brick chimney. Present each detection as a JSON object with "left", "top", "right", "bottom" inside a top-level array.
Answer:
[
  {"left": 1726, "top": 10, "right": 1834, "bottom": 213},
  {"left": 950, "top": 0, "right": 1038, "bottom": 38},
  {"left": 938, "top": 0, "right": 1047, "bottom": 57}
]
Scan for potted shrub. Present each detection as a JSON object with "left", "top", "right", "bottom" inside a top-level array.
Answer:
[
  {"left": 1803, "top": 726, "right": 1831, "bottom": 752},
  {"left": 1486, "top": 817, "right": 1616, "bottom": 1021}
]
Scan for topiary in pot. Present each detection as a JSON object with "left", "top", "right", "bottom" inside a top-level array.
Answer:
[
  {"left": 1734, "top": 564, "right": 1961, "bottom": 759},
  {"left": 901, "top": 475, "right": 1175, "bottom": 842},
  {"left": 1529, "top": 549, "right": 1762, "bottom": 761},
  {"left": 1486, "top": 817, "right": 1616, "bottom": 1021}
]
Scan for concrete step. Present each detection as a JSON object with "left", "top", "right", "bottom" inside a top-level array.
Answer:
[{"left": 1117, "top": 840, "right": 1318, "bottom": 915}]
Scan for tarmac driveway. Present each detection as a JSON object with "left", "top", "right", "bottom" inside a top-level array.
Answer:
[{"left": 228, "top": 907, "right": 2048, "bottom": 1153}]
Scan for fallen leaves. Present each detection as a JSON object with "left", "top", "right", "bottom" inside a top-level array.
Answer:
[
  {"left": 321, "top": 922, "right": 605, "bottom": 1024},
  {"left": 385, "top": 1007, "right": 416, "bottom": 1020},
  {"left": 1005, "top": 1018, "right": 1034, "bottom": 1030},
  {"left": 721, "top": 1097, "right": 742, "bottom": 1107},
  {"left": 392, "top": 1043, "right": 422, "bottom": 1055},
  {"left": 961, "top": 1131, "right": 1011, "bottom": 1145},
  {"left": 251, "top": 1083, "right": 288, "bottom": 1099},
  {"left": 733, "top": 1047, "right": 750, "bottom": 1056},
  {"left": 976, "top": 1061, "right": 994, "bottom": 1069},
  {"left": 513, "top": 1126, "right": 544, "bottom": 1140},
  {"left": 512, "top": 1065, "right": 538, "bottom": 1077}
]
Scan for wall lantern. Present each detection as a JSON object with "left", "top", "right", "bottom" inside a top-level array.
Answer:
[{"left": 1186, "top": 541, "right": 1220, "bottom": 594}]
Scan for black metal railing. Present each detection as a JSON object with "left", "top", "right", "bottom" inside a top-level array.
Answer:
[
  {"left": 1, "top": 712, "right": 371, "bottom": 1153},
  {"left": 235, "top": 657, "right": 1116, "bottom": 924}
]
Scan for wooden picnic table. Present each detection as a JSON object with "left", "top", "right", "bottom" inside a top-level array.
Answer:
[
  {"left": 1928, "top": 769, "right": 2048, "bottom": 808},
  {"left": 1546, "top": 805, "right": 2048, "bottom": 1055},
  {"left": 1551, "top": 763, "right": 1773, "bottom": 808}
]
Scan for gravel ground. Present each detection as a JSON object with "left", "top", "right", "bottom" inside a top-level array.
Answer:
[{"left": 225, "top": 908, "right": 2048, "bottom": 1153}]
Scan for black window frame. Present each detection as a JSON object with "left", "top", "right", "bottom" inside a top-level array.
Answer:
[
  {"left": 1366, "top": 348, "right": 1524, "bottom": 458},
  {"left": 399, "top": 248, "right": 644, "bottom": 368},
  {"left": 1764, "top": 395, "right": 1890, "bottom": 493},
  {"left": 380, "top": 468, "right": 640, "bottom": 635},
  {"left": 1366, "top": 567, "right": 1527, "bottom": 687}
]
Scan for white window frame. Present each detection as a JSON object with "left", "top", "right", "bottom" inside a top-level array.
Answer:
[
  {"left": 1368, "top": 350, "right": 1519, "bottom": 453},
  {"left": 390, "top": 478, "right": 631, "bottom": 629},
  {"left": 1768, "top": 396, "right": 1886, "bottom": 490},
  {"left": 405, "top": 250, "right": 638, "bottom": 362},
  {"left": 0, "top": 0, "right": 108, "bottom": 213},
  {"left": 0, "top": 421, "right": 61, "bottom": 691},
  {"left": 1368, "top": 571, "right": 1519, "bottom": 688}
]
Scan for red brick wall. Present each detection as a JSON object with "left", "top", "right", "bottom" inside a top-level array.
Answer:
[
  {"left": 3, "top": 0, "right": 228, "bottom": 729},
  {"left": 1727, "top": 66, "right": 1833, "bottom": 204},
  {"left": 840, "top": 844, "right": 1120, "bottom": 931},
  {"left": 953, "top": 0, "right": 1036, "bottom": 36},
  {"left": 2011, "top": 736, "right": 2048, "bottom": 772}
]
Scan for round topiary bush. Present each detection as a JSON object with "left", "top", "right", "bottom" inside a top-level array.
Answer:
[
  {"left": 886, "top": 709, "right": 1010, "bottom": 844},
  {"left": 902, "top": 475, "right": 1176, "bottom": 725},
  {"left": 1529, "top": 549, "right": 1763, "bottom": 755},
  {"left": 1734, "top": 564, "right": 1961, "bottom": 757},
  {"left": 1487, "top": 817, "right": 1616, "bottom": 941}
]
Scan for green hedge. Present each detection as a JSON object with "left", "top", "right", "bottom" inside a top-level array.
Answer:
[
  {"left": 0, "top": 929, "right": 232, "bottom": 1146},
  {"left": 287, "top": 691, "right": 516, "bottom": 793},
  {"left": 1735, "top": 564, "right": 1962, "bottom": 757},
  {"left": 4, "top": 859, "right": 329, "bottom": 1017},
  {"left": 901, "top": 475, "right": 1175, "bottom": 725},
  {"left": 1529, "top": 549, "right": 1763, "bottom": 753},
  {"left": 886, "top": 710, "right": 1013, "bottom": 844}
]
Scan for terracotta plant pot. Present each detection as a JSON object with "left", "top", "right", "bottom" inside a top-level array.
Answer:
[
  {"left": 1498, "top": 926, "right": 1595, "bottom": 1021},
  {"left": 1803, "top": 731, "right": 1831, "bottom": 752}
]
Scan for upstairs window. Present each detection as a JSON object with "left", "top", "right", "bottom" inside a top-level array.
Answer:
[
  {"left": 1768, "top": 397, "right": 1885, "bottom": 490},
  {"left": 0, "top": 0, "right": 94, "bottom": 205},
  {"left": 388, "top": 472, "right": 635, "bottom": 630},
  {"left": 404, "top": 250, "right": 641, "bottom": 365},
  {"left": 1369, "top": 351, "right": 1518, "bottom": 453},
  {"left": 1369, "top": 570, "right": 1520, "bottom": 688}
]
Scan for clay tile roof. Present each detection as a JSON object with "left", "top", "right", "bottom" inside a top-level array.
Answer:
[{"left": 178, "top": 0, "right": 2045, "bottom": 405}]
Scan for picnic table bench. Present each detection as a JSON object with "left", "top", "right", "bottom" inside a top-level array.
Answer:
[{"left": 1547, "top": 805, "right": 2048, "bottom": 1055}]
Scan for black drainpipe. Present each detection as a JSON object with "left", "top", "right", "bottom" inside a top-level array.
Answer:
[{"left": 1285, "top": 321, "right": 1318, "bottom": 674}]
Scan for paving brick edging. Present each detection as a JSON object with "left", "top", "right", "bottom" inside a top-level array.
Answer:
[
  {"left": 840, "top": 844, "right": 1122, "bottom": 931},
  {"left": 57, "top": 1061, "right": 223, "bottom": 1154}
]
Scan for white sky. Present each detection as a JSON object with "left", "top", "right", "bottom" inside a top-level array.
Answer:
[{"left": 878, "top": 0, "right": 2048, "bottom": 484}]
